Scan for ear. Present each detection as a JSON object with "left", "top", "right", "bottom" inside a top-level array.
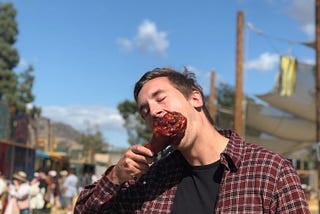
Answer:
[{"left": 189, "top": 91, "right": 203, "bottom": 108}]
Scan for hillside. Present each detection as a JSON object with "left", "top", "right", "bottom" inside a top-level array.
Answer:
[{"left": 51, "top": 121, "right": 82, "bottom": 141}]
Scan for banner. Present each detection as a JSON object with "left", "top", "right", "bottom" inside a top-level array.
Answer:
[{"left": 13, "top": 112, "right": 29, "bottom": 144}]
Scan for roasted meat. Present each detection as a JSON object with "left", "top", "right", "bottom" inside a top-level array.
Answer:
[{"left": 144, "top": 111, "right": 187, "bottom": 154}]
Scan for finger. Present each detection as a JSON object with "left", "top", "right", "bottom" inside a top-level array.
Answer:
[
  {"left": 134, "top": 161, "right": 150, "bottom": 174},
  {"left": 115, "top": 146, "right": 154, "bottom": 182},
  {"left": 125, "top": 147, "right": 154, "bottom": 166},
  {"left": 120, "top": 156, "right": 151, "bottom": 181},
  {"left": 127, "top": 157, "right": 150, "bottom": 175},
  {"left": 118, "top": 155, "right": 143, "bottom": 175},
  {"left": 113, "top": 159, "right": 140, "bottom": 183},
  {"left": 132, "top": 153, "right": 154, "bottom": 166},
  {"left": 132, "top": 145, "right": 154, "bottom": 157}
]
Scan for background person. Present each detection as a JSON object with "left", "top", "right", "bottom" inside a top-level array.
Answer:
[
  {"left": 78, "top": 172, "right": 91, "bottom": 193},
  {"left": 58, "top": 170, "right": 68, "bottom": 209},
  {"left": 62, "top": 168, "right": 78, "bottom": 214},
  {"left": 29, "top": 172, "right": 45, "bottom": 213},
  {"left": 33, "top": 168, "right": 52, "bottom": 214},
  {"left": 0, "top": 171, "right": 8, "bottom": 214},
  {"left": 5, "top": 171, "right": 30, "bottom": 214},
  {"left": 48, "top": 170, "right": 59, "bottom": 211}
]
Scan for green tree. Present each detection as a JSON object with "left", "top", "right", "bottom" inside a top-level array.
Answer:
[
  {"left": 0, "top": 3, "right": 19, "bottom": 104},
  {"left": 17, "top": 65, "right": 41, "bottom": 117},
  {"left": 117, "top": 99, "right": 152, "bottom": 146},
  {"left": 216, "top": 82, "right": 235, "bottom": 109},
  {"left": 0, "top": 3, "right": 40, "bottom": 118},
  {"left": 214, "top": 82, "right": 260, "bottom": 137},
  {"left": 78, "top": 130, "right": 105, "bottom": 162},
  {"left": 214, "top": 82, "right": 236, "bottom": 129}
]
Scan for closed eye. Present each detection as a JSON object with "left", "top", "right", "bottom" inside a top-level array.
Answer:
[{"left": 156, "top": 96, "right": 166, "bottom": 103}]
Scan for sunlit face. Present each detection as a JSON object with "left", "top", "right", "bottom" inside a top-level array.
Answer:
[{"left": 137, "top": 77, "right": 190, "bottom": 128}]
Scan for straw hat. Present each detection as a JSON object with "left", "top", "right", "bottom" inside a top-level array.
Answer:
[
  {"left": 13, "top": 171, "right": 28, "bottom": 182},
  {"left": 59, "top": 170, "right": 68, "bottom": 176},
  {"left": 49, "top": 170, "right": 57, "bottom": 177}
]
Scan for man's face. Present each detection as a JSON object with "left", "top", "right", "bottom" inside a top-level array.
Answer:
[
  {"left": 13, "top": 179, "right": 19, "bottom": 185},
  {"left": 137, "top": 77, "right": 189, "bottom": 128}
]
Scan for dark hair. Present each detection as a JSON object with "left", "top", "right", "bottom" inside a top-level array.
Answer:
[
  {"left": 134, "top": 67, "right": 214, "bottom": 124},
  {"left": 37, "top": 168, "right": 49, "bottom": 175}
]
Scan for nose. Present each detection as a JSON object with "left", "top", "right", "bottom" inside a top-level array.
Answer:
[
  {"left": 149, "top": 102, "right": 165, "bottom": 118},
  {"left": 150, "top": 108, "right": 163, "bottom": 118}
]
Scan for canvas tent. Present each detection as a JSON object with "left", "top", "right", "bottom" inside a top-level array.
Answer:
[
  {"left": 245, "top": 57, "right": 316, "bottom": 155},
  {"left": 258, "top": 62, "right": 315, "bottom": 122}
]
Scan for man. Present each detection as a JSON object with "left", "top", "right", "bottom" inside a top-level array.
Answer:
[
  {"left": 63, "top": 168, "right": 78, "bottom": 214},
  {"left": 75, "top": 67, "right": 309, "bottom": 213}
]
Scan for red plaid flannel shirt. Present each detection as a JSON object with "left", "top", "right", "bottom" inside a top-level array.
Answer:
[{"left": 74, "top": 130, "right": 310, "bottom": 213}]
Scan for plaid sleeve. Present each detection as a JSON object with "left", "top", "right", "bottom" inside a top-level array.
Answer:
[
  {"left": 272, "top": 160, "right": 310, "bottom": 213},
  {"left": 74, "top": 166, "right": 121, "bottom": 214}
]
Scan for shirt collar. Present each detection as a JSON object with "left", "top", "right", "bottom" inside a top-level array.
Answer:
[{"left": 218, "top": 129, "right": 245, "bottom": 172}]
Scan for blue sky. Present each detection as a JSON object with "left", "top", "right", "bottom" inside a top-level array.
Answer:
[{"left": 7, "top": 0, "right": 315, "bottom": 148}]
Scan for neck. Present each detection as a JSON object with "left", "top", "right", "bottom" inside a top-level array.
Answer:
[{"left": 180, "top": 120, "right": 229, "bottom": 166}]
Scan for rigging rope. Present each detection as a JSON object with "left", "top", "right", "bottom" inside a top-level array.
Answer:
[{"left": 246, "top": 22, "right": 311, "bottom": 55}]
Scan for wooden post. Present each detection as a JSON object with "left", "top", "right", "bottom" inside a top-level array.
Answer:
[
  {"left": 315, "top": 0, "right": 320, "bottom": 211},
  {"left": 46, "top": 119, "right": 51, "bottom": 152},
  {"left": 234, "top": 11, "right": 244, "bottom": 137},
  {"left": 209, "top": 70, "right": 216, "bottom": 120}
]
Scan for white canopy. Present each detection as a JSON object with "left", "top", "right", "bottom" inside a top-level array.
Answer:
[
  {"left": 245, "top": 135, "right": 312, "bottom": 156},
  {"left": 246, "top": 102, "right": 315, "bottom": 142},
  {"left": 257, "top": 62, "right": 315, "bottom": 122},
  {"left": 245, "top": 60, "right": 316, "bottom": 155}
]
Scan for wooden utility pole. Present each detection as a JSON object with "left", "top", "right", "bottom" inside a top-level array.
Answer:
[
  {"left": 315, "top": 0, "right": 320, "bottom": 210},
  {"left": 234, "top": 11, "right": 244, "bottom": 137},
  {"left": 46, "top": 119, "right": 51, "bottom": 152},
  {"left": 209, "top": 70, "right": 216, "bottom": 120}
]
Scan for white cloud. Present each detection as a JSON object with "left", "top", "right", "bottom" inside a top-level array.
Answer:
[
  {"left": 301, "top": 58, "right": 315, "bottom": 65},
  {"left": 301, "top": 23, "right": 314, "bottom": 38},
  {"left": 135, "top": 20, "right": 169, "bottom": 56},
  {"left": 117, "top": 38, "right": 133, "bottom": 53},
  {"left": 117, "top": 19, "right": 169, "bottom": 56},
  {"left": 285, "top": 0, "right": 314, "bottom": 38},
  {"left": 41, "top": 105, "right": 125, "bottom": 133},
  {"left": 244, "top": 52, "right": 279, "bottom": 72},
  {"left": 41, "top": 105, "right": 130, "bottom": 147}
]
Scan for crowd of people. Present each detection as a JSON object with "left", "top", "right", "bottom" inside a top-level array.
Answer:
[{"left": 0, "top": 167, "right": 89, "bottom": 214}]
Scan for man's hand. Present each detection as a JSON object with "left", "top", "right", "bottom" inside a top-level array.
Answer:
[{"left": 107, "top": 145, "right": 154, "bottom": 184}]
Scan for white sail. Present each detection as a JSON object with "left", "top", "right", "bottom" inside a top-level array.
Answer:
[
  {"left": 257, "top": 62, "right": 315, "bottom": 122},
  {"left": 245, "top": 60, "right": 316, "bottom": 155},
  {"left": 245, "top": 134, "right": 312, "bottom": 156},
  {"left": 246, "top": 101, "right": 316, "bottom": 142}
]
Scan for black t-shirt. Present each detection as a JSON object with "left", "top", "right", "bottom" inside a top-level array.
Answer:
[{"left": 171, "top": 159, "right": 221, "bottom": 214}]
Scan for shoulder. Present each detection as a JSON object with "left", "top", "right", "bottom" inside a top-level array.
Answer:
[
  {"left": 243, "top": 140, "right": 292, "bottom": 167},
  {"left": 220, "top": 129, "right": 294, "bottom": 174},
  {"left": 240, "top": 140, "right": 298, "bottom": 184}
]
